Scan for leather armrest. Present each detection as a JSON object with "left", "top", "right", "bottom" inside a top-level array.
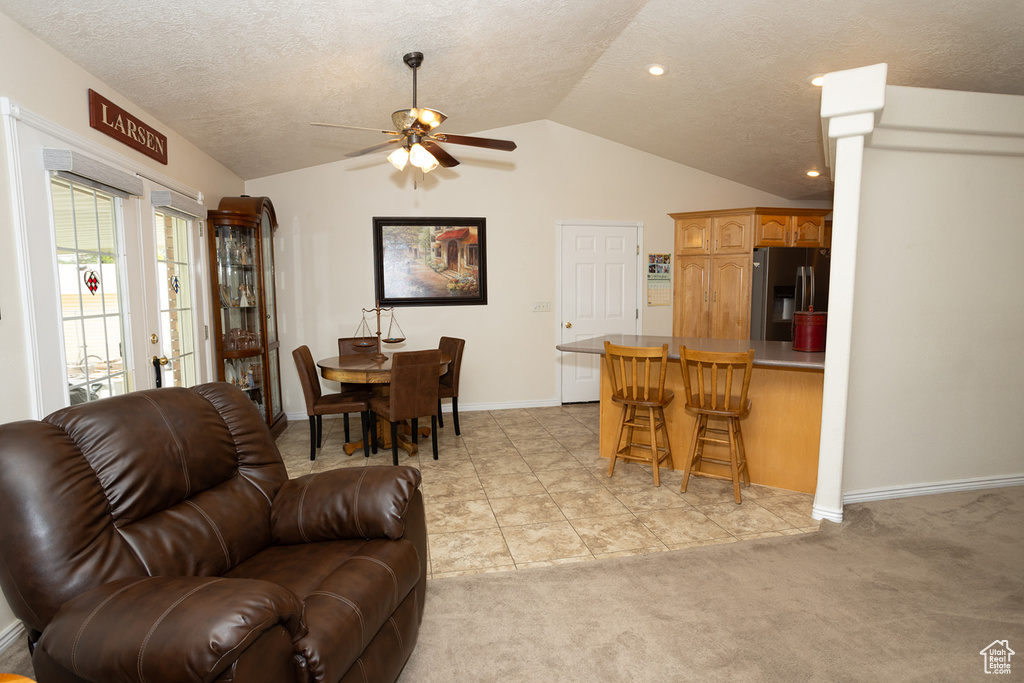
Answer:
[
  {"left": 36, "top": 576, "right": 304, "bottom": 683},
  {"left": 271, "top": 465, "right": 422, "bottom": 544}
]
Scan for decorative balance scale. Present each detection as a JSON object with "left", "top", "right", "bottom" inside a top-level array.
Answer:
[{"left": 350, "top": 302, "right": 406, "bottom": 361}]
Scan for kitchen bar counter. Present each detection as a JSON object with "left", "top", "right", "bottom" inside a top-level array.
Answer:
[
  {"left": 558, "top": 334, "right": 824, "bottom": 494},
  {"left": 556, "top": 334, "right": 824, "bottom": 370}
]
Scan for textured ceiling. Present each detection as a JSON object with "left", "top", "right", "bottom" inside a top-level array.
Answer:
[{"left": 4, "top": 0, "right": 1023, "bottom": 200}]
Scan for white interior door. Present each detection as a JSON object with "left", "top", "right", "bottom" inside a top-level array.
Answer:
[{"left": 559, "top": 221, "right": 641, "bottom": 402}]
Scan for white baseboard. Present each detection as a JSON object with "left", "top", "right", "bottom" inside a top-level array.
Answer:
[
  {"left": 0, "top": 619, "right": 25, "bottom": 656},
  {"left": 842, "top": 473, "right": 1024, "bottom": 505},
  {"left": 812, "top": 504, "right": 844, "bottom": 524}
]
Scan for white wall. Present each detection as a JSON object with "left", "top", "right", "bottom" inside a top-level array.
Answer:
[
  {"left": 246, "top": 120, "right": 821, "bottom": 416},
  {"left": 820, "top": 72, "right": 1024, "bottom": 507},
  {"left": 844, "top": 145, "right": 1024, "bottom": 492},
  {"left": 0, "top": 9, "right": 244, "bottom": 646}
]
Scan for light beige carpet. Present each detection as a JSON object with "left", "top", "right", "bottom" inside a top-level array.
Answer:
[
  {"left": 397, "top": 486, "right": 1023, "bottom": 682},
  {"left": 1, "top": 487, "right": 1021, "bottom": 681}
]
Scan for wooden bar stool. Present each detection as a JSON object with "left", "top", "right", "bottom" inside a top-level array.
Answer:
[
  {"left": 678, "top": 346, "right": 755, "bottom": 503},
  {"left": 604, "top": 341, "right": 675, "bottom": 486}
]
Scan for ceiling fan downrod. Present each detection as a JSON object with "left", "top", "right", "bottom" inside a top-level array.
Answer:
[{"left": 403, "top": 52, "right": 423, "bottom": 110}]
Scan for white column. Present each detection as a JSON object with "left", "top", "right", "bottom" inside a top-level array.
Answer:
[{"left": 812, "top": 64, "right": 888, "bottom": 523}]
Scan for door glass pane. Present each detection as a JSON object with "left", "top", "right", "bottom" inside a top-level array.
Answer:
[
  {"left": 52, "top": 177, "right": 129, "bottom": 404},
  {"left": 155, "top": 211, "right": 198, "bottom": 388}
]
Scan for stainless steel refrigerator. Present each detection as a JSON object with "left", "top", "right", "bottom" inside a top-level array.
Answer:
[{"left": 750, "top": 247, "right": 831, "bottom": 341}]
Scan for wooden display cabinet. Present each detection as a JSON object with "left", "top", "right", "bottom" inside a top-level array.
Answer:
[{"left": 207, "top": 196, "right": 286, "bottom": 435}]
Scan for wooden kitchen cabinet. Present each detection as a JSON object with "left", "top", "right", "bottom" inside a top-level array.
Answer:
[
  {"left": 710, "top": 255, "right": 751, "bottom": 339},
  {"left": 669, "top": 207, "right": 830, "bottom": 340},
  {"left": 673, "top": 256, "right": 710, "bottom": 337},
  {"left": 754, "top": 210, "right": 831, "bottom": 248},
  {"left": 671, "top": 211, "right": 754, "bottom": 339}
]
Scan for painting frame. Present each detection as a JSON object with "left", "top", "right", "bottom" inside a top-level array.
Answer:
[{"left": 372, "top": 216, "right": 488, "bottom": 307}]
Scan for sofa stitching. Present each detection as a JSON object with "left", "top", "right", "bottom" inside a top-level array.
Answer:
[
  {"left": 350, "top": 556, "right": 399, "bottom": 607},
  {"left": 71, "top": 577, "right": 151, "bottom": 676},
  {"left": 388, "top": 616, "right": 405, "bottom": 658},
  {"left": 139, "top": 393, "right": 190, "bottom": 497},
  {"left": 297, "top": 476, "right": 313, "bottom": 544},
  {"left": 184, "top": 500, "right": 232, "bottom": 569},
  {"left": 137, "top": 578, "right": 223, "bottom": 683},
  {"left": 356, "top": 658, "right": 367, "bottom": 683},
  {"left": 352, "top": 469, "right": 369, "bottom": 538},
  {"left": 307, "top": 590, "right": 365, "bottom": 646},
  {"left": 207, "top": 614, "right": 281, "bottom": 674}
]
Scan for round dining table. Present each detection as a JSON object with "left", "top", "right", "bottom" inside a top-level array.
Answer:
[{"left": 317, "top": 351, "right": 450, "bottom": 455}]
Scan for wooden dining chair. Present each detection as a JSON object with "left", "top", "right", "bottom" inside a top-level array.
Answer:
[
  {"left": 678, "top": 346, "right": 755, "bottom": 503},
  {"left": 335, "top": 336, "right": 377, "bottom": 441},
  {"left": 437, "top": 336, "right": 465, "bottom": 435},
  {"left": 369, "top": 349, "right": 441, "bottom": 465},
  {"left": 292, "top": 345, "right": 372, "bottom": 460},
  {"left": 604, "top": 341, "right": 675, "bottom": 486}
]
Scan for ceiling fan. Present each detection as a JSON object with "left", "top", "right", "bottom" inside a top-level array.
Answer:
[{"left": 312, "top": 52, "right": 517, "bottom": 174}]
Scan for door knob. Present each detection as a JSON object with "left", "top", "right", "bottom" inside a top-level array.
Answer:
[
  {"left": 564, "top": 322, "right": 573, "bottom": 328},
  {"left": 153, "top": 356, "right": 169, "bottom": 366}
]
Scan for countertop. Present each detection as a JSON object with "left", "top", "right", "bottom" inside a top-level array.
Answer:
[{"left": 556, "top": 334, "right": 825, "bottom": 370}]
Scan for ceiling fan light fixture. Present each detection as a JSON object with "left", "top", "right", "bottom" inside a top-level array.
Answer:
[
  {"left": 409, "top": 143, "right": 439, "bottom": 173},
  {"left": 387, "top": 146, "right": 410, "bottom": 171},
  {"left": 416, "top": 108, "right": 445, "bottom": 129}
]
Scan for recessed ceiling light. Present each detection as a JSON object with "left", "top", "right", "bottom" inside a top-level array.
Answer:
[
  {"left": 807, "top": 170, "right": 821, "bottom": 177},
  {"left": 809, "top": 74, "right": 825, "bottom": 87},
  {"left": 647, "top": 64, "right": 666, "bottom": 76}
]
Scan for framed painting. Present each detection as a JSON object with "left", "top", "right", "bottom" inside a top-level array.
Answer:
[{"left": 373, "top": 217, "right": 487, "bottom": 306}]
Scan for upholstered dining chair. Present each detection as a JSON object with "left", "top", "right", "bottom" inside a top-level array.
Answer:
[
  {"left": 292, "top": 345, "right": 372, "bottom": 460},
  {"left": 336, "top": 336, "right": 378, "bottom": 441},
  {"left": 369, "top": 349, "right": 441, "bottom": 465},
  {"left": 437, "top": 336, "right": 466, "bottom": 435}
]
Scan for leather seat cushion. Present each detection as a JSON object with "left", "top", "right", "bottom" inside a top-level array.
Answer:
[{"left": 226, "top": 537, "right": 421, "bottom": 682}]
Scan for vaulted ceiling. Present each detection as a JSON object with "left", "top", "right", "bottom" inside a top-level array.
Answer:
[{"left": 4, "top": 0, "right": 1023, "bottom": 200}]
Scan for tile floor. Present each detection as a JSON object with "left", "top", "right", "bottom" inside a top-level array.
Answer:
[{"left": 274, "top": 404, "right": 820, "bottom": 579}]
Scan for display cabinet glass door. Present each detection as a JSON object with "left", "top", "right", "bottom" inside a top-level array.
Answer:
[
  {"left": 260, "top": 208, "right": 283, "bottom": 421},
  {"left": 216, "top": 223, "right": 264, "bottom": 411}
]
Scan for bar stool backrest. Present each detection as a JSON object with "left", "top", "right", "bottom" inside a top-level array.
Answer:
[
  {"left": 603, "top": 342, "right": 670, "bottom": 404},
  {"left": 679, "top": 346, "right": 755, "bottom": 414}
]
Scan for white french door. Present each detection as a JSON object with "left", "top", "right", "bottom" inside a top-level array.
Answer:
[
  {"left": 125, "top": 200, "right": 203, "bottom": 390},
  {"left": 4, "top": 100, "right": 209, "bottom": 417},
  {"left": 558, "top": 221, "right": 642, "bottom": 403}
]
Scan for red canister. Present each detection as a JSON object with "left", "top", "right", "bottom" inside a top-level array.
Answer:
[{"left": 793, "top": 311, "right": 827, "bottom": 352}]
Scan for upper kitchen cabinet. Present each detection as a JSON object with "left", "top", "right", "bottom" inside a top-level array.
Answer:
[
  {"left": 754, "top": 209, "right": 833, "bottom": 248},
  {"left": 672, "top": 212, "right": 752, "bottom": 256},
  {"left": 207, "top": 196, "right": 285, "bottom": 435}
]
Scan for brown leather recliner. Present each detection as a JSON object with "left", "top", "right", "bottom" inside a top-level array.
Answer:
[{"left": 0, "top": 383, "right": 427, "bottom": 683}]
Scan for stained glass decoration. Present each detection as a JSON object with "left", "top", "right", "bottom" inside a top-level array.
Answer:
[
  {"left": 171, "top": 274, "right": 180, "bottom": 294},
  {"left": 84, "top": 270, "right": 100, "bottom": 295}
]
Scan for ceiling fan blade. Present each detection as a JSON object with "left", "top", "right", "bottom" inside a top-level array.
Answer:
[
  {"left": 311, "top": 122, "right": 399, "bottom": 135},
  {"left": 421, "top": 141, "right": 460, "bottom": 168},
  {"left": 345, "top": 139, "right": 403, "bottom": 158},
  {"left": 431, "top": 133, "right": 516, "bottom": 152}
]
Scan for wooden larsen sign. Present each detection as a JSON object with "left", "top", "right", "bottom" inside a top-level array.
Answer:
[{"left": 88, "top": 89, "right": 168, "bottom": 165}]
